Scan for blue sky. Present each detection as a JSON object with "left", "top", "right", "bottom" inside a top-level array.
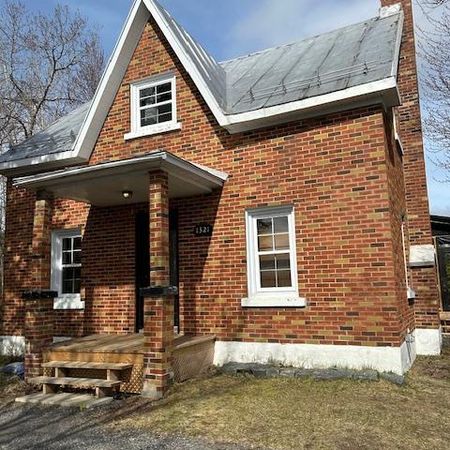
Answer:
[{"left": 24, "top": 0, "right": 450, "bottom": 215}]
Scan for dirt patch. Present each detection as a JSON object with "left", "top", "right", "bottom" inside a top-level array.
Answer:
[{"left": 112, "top": 352, "right": 450, "bottom": 450}]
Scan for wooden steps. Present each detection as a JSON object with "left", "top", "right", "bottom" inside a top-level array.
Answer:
[
  {"left": 16, "top": 392, "right": 113, "bottom": 408},
  {"left": 29, "top": 376, "right": 121, "bottom": 398},
  {"left": 42, "top": 360, "right": 132, "bottom": 381},
  {"left": 42, "top": 361, "right": 132, "bottom": 371},
  {"left": 25, "top": 359, "right": 134, "bottom": 400}
]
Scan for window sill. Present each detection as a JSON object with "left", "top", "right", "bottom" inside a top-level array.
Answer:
[
  {"left": 124, "top": 122, "right": 182, "bottom": 141},
  {"left": 241, "top": 296, "right": 307, "bottom": 308},
  {"left": 53, "top": 296, "right": 85, "bottom": 310}
]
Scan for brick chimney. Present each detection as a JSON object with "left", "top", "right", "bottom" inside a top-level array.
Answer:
[{"left": 380, "top": 0, "right": 442, "bottom": 353}]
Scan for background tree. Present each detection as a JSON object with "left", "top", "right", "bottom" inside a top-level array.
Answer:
[
  {"left": 0, "top": 0, "right": 105, "bottom": 294},
  {"left": 0, "top": 0, "right": 104, "bottom": 147},
  {"left": 418, "top": 0, "right": 450, "bottom": 173}
]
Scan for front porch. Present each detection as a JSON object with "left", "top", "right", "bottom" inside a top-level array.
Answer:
[
  {"left": 16, "top": 151, "right": 226, "bottom": 400},
  {"left": 42, "top": 334, "right": 216, "bottom": 395}
]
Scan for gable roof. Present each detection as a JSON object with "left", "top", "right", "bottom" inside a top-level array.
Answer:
[{"left": 0, "top": 0, "right": 403, "bottom": 175}]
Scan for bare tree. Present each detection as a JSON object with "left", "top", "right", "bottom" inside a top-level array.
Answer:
[
  {"left": 0, "top": 0, "right": 105, "bottom": 148},
  {"left": 0, "top": 1, "right": 105, "bottom": 295},
  {"left": 418, "top": 0, "right": 450, "bottom": 173}
]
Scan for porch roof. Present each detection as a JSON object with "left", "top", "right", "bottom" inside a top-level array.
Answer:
[{"left": 13, "top": 151, "right": 228, "bottom": 206}]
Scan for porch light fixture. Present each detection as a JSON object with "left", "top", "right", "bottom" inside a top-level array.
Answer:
[{"left": 122, "top": 190, "right": 133, "bottom": 199}]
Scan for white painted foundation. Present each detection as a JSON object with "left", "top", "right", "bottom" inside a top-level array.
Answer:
[
  {"left": 214, "top": 335, "right": 417, "bottom": 375},
  {"left": 0, "top": 336, "right": 25, "bottom": 357},
  {"left": 414, "top": 328, "right": 442, "bottom": 356}
]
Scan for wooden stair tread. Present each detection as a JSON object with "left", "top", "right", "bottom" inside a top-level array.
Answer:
[
  {"left": 29, "top": 376, "right": 121, "bottom": 388},
  {"left": 15, "top": 392, "right": 113, "bottom": 408},
  {"left": 42, "top": 361, "right": 132, "bottom": 371}
]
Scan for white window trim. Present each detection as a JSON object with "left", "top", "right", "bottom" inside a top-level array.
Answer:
[
  {"left": 242, "top": 206, "right": 306, "bottom": 308},
  {"left": 51, "top": 229, "right": 84, "bottom": 310},
  {"left": 124, "top": 73, "right": 181, "bottom": 141}
]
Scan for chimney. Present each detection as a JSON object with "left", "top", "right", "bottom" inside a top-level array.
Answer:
[{"left": 380, "top": 1, "right": 442, "bottom": 352}]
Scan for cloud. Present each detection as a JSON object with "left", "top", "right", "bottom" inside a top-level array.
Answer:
[{"left": 227, "top": 0, "right": 379, "bottom": 58}]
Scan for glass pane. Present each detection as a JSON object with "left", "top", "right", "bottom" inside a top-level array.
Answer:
[
  {"left": 260, "top": 255, "right": 276, "bottom": 271},
  {"left": 62, "top": 238, "right": 71, "bottom": 251},
  {"left": 257, "top": 218, "right": 272, "bottom": 236},
  {"left": 62, "top": 267, "right": 74, "bottom": 280},
  {"left": 74, "top": 267, "right": 81, "bottom": 279},
  {"left": 62, "top": 251, "right": 72, "bottom": 265},
  {"left": 73, "top": 279, "right": 81, "bottom": 294},
  {"left": 157, "top": 104, "right": 172, "bottom": 123},
  {"left": 275, "top": 233, "right": 290, "bottom": 250},
  {"left": 62, "top": 268, "right": 74, "bottom": 294},
  {"left": 157, "top": 91, "right": 172, "bottom": 103},
  {"left": 62, "top": 280, "right": 73, "bottom": 294},
  {"left": 258, "top": 235, "right": 273, "bottom": 252},
  {"left": 141, "top": 108, "right": 157, "bottom": 127},
  {"left": 73, "top": 237, "right": 82, "bottom": 250},
  {"left": 139, "top": 87, "right": 156, "bottom": 107},
  {"left": 276, "top": 253, "right": 291, "bottom": 270},
  {"left": 261, "top": 270, "right": 276, "bottom": 288},
  {"left": 274, "top": 216, "right": 289, "bottom": 234},
  {"left": 73, "top": 251, "right": 81, "bottom": 264},
  {"left": 157, "top": 82, "right": 171, "bottom": 94},
  {"left": 277, "top": 270, "right": 292, "bottom": 287}
]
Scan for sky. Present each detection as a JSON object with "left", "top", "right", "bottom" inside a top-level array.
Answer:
[{"left": 24, "top": 0, "right": 450, "bottom": 216}]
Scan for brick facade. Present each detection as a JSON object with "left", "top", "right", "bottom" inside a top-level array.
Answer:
[
  {"left": 381, "top": 0, "right": 441, "bottom": 330},
  {"left": 0, "top": 0, "right": 440, "bottom": 366}
]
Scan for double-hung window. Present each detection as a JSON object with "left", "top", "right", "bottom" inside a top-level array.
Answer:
[
  {"left": 243, "top": 206, "right": 306, "bottom": 307},
  {"left": 125, "top": 73, "right": 180, "bottom": 140},
  {"left": 51, "top": 229, "right": 84, "bottom": 310}
]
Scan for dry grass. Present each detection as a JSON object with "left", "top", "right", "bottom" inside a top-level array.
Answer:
[{"left": 114, "top": 348, "right": 450, "bottom": 450}]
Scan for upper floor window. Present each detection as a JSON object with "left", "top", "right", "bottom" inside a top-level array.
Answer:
[{"left": 125, "top": 73, "right": 181, "bottom": 140}]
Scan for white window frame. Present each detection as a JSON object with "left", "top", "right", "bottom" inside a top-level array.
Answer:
[
  {"left": 124, "top": 73, "right": 181, "bottom": 140},
  {"left": 242, "top": 206, "right": 306, "bottom": 308},
  {"left": 51, "top": 229, "right": 84, "bottom": 310}
]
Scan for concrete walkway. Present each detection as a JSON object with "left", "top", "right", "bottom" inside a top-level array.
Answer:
[{"left": 0, "top": 402, "right": 251, "bottom": 450}]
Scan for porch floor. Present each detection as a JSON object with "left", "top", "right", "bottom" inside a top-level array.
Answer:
[
  {"left": 44, "top": 333, "right": 216, "bottom": 393},
  {"left": 49, "top": 333, "right": 215, "bottom": 355}
]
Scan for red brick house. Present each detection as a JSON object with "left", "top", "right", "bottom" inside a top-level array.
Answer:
[{"left": 0, "top": 0, "right": 443, "bottom": 399}]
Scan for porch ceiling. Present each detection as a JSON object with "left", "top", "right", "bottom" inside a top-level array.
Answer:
[{"left": 13, "top": 151, "right": 228, "bottom": 206}]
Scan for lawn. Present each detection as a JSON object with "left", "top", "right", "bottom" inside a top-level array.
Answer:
[
  {"left": 1, "top": 350, "right": 449, "bottom": 449},
  {"left": 112, "top": 348, "right": 450, "bottom": 450}
]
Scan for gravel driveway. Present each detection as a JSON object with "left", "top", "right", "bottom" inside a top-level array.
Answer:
[{"left": 0, "top": 401, "right": 250, "bottom": 450}]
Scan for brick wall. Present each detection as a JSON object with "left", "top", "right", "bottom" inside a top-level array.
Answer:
[
  {"left": 1, "top": 12, "right": 420, "bottom": 348},
  {"left": 381, "top": 0, "right": 440, "bottom": 329}
]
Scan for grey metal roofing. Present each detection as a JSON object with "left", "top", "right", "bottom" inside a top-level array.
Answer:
[
  {"left": 0, "top": 102, "right": 90, "bottom": 163},
  {"left": 0, "top": 1, "right": 402, "bottom": 165},
  {"left": 222, "top": 13, "right": 401, "bottom": 114}
]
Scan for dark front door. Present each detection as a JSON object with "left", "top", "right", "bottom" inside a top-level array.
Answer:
[
  {"left": 437, "top": 236, "right": 450, "bottom": 311},
  {"left": 135, "top": 211, "right": 150, "bottom": 332},
  {"left": 135, "top": 210, "right": 180, "bottom": 332}
]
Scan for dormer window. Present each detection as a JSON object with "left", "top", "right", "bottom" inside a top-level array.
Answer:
[{"left": 125, "top": 73, "right": 181, "bottom": 140}]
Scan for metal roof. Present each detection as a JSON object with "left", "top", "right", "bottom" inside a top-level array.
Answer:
[
  {"left": 0, "top": 1, "right": 402, "bottom": 166},
  {"left": 0, "top": 102, "right": 90, "bottom": 163},
  {"left": 222, "top": 14, "right": 401, "bottom": 114}
]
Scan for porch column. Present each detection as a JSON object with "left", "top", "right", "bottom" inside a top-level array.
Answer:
[
  {"left": 24, "top": 190, "right": 56, "bottom": 379},
  {"left": 142, "top": 170, "right": 174, "bottom": 399}
]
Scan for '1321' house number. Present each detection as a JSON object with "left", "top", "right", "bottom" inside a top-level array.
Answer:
[{"left": 194, "top": 224, "right": 213, "bottom": 236}]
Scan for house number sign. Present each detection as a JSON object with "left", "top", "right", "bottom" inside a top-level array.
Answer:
[{"left": 194, "top": 224, "right": 213, "bottom": 236}]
